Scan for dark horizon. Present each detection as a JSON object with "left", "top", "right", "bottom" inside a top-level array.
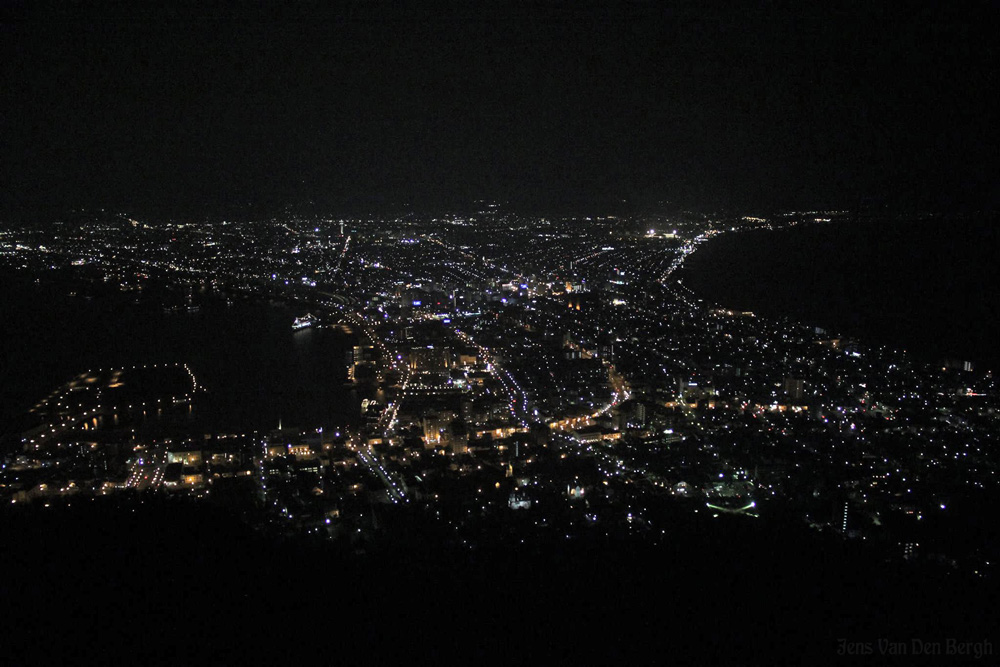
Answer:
[{"left": 3, "top": 2, "right": 998, "bottom": 219}]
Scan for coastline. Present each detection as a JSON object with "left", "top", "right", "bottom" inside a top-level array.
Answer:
[
  {"left": 0, "top": 275, "right": 356, "bottom": 436},
  {"left": 679, "top": 215, "right": 1000, "bottom": 371}
]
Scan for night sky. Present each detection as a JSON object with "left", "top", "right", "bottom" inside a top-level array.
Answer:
[{"left": 2, "top": 2, "right": 997, "bottom": 216}]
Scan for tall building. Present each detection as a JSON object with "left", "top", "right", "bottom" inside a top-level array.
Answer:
[
  {"left": 409, "top": 345, "right": 452, "bottom": 372},
  {"left": 634, "top": 401, "right": 647, "bottom": 426},
  {"left": 783, "top": 377, "right": 805, "bottom": 401}
]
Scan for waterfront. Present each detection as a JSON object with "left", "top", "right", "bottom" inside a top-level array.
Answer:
[
  {"left": 3, "top": 210, "right": 999, "bottom": 663},
  {"left": 0, "top": 276, "right": 355, "bottom": 438},
  {"left": 682, "top": 215, "right": 1000, "bottom": 371}
]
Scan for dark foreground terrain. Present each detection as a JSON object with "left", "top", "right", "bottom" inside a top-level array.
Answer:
[{"left": 3, "top": 498, "right": 995, "bottom": 664}]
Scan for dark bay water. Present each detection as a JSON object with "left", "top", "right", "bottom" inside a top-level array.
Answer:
[
  {"left": 682, "top": 215, "right": 1000, "bottom": 371},
  {"left": 0, "top": 276, "right": 356, "bottom": 436}
]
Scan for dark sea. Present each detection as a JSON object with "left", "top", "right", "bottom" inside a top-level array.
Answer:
[
  {"left": 0, "top": 275, "right": 356, "bottom": 437},
  {"left": 682, "top": 214, "right": 1000, "bottom": 371}
]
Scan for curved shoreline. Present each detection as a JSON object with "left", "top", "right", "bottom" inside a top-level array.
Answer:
[{"left": 679, "top": 216, "right": 1000, "bottom": 370}]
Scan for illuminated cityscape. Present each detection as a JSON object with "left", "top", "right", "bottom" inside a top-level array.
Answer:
[
  {"left": 2, "top": 3, "right": 998, "bottom": 663},
  {"left": 4, "top": 208, "right": 999, "bottom": 557}
]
